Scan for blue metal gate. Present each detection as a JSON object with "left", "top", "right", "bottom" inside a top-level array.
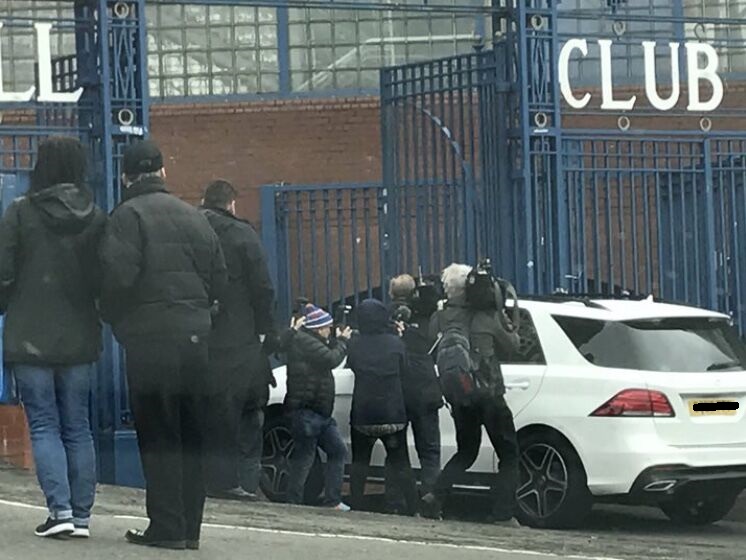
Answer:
[
  {"left": 264, "top": 0, "right": 746, "bottom": 335},
  {"left": 261, "top": 183, "right": 388, "bottom": 322}
]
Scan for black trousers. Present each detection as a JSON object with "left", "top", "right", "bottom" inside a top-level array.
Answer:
[
  {"left": 434, "top": 395, "right": 519, "bottom": 520},
  {"left": 350, "top": 428, "right": 419, "bottom": 516},
  {"left": 126, "top": 336, "right": 209, "bottom": 542},
  {"left": 204, "top": 353, "right": 264, "bottom": 493},
  {"left": 385, "top": 409, "right": 441, "bottom": 512}
]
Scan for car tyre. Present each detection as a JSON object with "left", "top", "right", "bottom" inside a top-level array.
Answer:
[
  {"left": 659, "top": 487, "right": 741, "bottom": 526},
  {"left": 261, "top": 411, "right": 324, "bottom": 505},
  {"left": 515, "top": 430, "right": 593, "bottom": 529}
]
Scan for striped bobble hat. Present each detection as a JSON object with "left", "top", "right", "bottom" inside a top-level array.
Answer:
[{"left": 303, "top": 304, "right": 334, "bottom": 330}]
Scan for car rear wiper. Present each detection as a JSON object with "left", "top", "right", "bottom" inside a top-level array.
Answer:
[{"left": 706, "top": 361, "right": 743, "bottom": 371}]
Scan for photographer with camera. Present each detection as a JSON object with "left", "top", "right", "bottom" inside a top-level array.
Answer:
[
  {"left": 388, "top": 275, "right": 444, "bottom": 499},
  {"left": 422, "top": 263, "right": 521, "bottom": 527},
  {"left": 281, "top": 303, "right": 352, "bottom": 512}
]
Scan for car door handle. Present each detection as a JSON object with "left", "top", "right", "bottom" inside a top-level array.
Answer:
[{"left": 506, "top": 380, "right": 531, "bottom": 391}]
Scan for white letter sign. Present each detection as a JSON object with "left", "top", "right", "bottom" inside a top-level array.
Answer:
[
  {"left": 559, "top": 39, "right": 591, "bottom": 109},
  {"left": 643, "top": 41, "right": 681, "bottom": 111},
  {"left": 686, "top": 42, "right": 724, "bottom": 112},
  {"left": 599, "top": 39, "right": 637, "bottom": 111},
  {"left": 559, "top": 38, "right": 724, "bottom": 114},
  {"left": 35, "top": 23, "right": 84, "bottom": 103}
]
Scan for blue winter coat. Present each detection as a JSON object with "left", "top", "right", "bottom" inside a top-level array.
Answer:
[{"left": 347, "top": 299, "right": 408, "bottom": 428}]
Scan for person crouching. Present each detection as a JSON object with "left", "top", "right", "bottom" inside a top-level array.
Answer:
[
  {"left": 347, "top": 299, "right": 419, "bottom": 515},
  {"left": 282, "top": 304, "right": 352, "bottom": 511}
]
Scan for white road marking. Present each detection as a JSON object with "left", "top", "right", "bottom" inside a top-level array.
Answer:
[{"left": 0, "top": 498, "right": 624, "bottom": 560}]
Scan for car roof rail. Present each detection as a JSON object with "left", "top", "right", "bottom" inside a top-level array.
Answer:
[{"left": 517, "top": 294, "right": 610, "bottom": 309}]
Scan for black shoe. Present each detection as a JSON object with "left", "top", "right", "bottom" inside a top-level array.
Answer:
[
  {"left": 186, "top": 540, "right": 200, "bottom": 550},
  {"left": 208, "top": 487, "right": 255, "bottom": 501},
  {"left": 420, "top": 493, "right": 443, "bottom": 520},
  {"left": 125, "top": 529, "right": 186, "bottom": 550},
  {"left": 35, "top": 518, "right": 75, "bottom": 538}
]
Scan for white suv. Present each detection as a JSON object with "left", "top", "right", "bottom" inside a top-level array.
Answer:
[{"left": 263, "top": 296, "right": 746, "bottom": 528}]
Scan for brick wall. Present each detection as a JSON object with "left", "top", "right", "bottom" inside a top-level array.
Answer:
[
  {"left": 0, "top": 406, "right": 32, "bottom": 470},
  {"left": 150, "top": 96, "right": 383, "bottom": 227}
]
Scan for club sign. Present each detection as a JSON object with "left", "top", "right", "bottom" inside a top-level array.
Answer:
[{"left": 559, "top": 39, "right": 723, "bottom": 112}]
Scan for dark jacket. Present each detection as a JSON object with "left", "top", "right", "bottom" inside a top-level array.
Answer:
[
  {"left": 348, "top": 299, "right": 408, "bottom": 427},
  {"left": 201, "top": 207, "right": 277, "bottom": 408},
  {"left": 0, "top": 183, "right": 106, "bottom": 365},
  {"left": 282, "top": 328, "right": 347, "bottom": 418},
  {"left": 99, "top": 177, "right": 227, "bottom": 345},
  {"left": 430, "top": 294, "right": 520, "bottom": 398},
  {"left": 390, "top": 297, "right": 443, "bottom": 416},
  {"left": 201, "top": 207, "right": 275, "bottom": 346}
]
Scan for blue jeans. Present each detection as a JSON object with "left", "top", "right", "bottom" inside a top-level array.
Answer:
[
  {"left": 15, "top": 364, "right": 96, "bottom": 526},
  {"left": 287, "top": 410, "right": 347, "bottom": 506}
]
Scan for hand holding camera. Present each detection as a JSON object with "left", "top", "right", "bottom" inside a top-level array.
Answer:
[{"left": 336, "top": 326, "right": 353, "bottom": 340}]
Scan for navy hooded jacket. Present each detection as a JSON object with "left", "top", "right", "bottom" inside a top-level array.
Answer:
[{"left": 347, "top": 299, "right": 408, "bottom": 427}]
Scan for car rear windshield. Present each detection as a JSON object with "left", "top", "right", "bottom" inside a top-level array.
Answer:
[{"left": 553, "top": 315, "right": 746, "bottom": 372}]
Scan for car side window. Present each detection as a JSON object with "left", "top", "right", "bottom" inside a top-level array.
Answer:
[{"left": 506, "top": 308, "right": 546, "bottom": 365}]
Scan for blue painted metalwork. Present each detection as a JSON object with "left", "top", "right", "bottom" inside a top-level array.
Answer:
[
  {"left": 263, "top": 0, "right": 746, "bottom": 339},
  {"left": 380, "top": 50, "right": 504, "bottom": 284},
  {"left": 92, "top": 0, "right": 149, "bottom": 488},
  {"left": 261, "top": 182, "right": 387, "bottom": 320},
  {"left": 158, "top": 0, "right": 504, "bottom": 17}
]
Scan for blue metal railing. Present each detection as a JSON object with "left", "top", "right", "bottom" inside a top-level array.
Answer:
[{"left": 261, "top": 182, "right": 387, "bottom": 323}]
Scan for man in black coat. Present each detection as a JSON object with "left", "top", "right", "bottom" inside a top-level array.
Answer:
[
  {"left": 199, "top": 180, "right": 277, "bottom": 501},
  {"left": 99, "top": 140, "right": 227, "bottom": 550},
  {"left": 388, "top": 275, "right": 444, "bottom": 499}
]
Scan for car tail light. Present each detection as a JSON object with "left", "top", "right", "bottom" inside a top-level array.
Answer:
[{"left": 590, "top": 389, "right": 675, "bottom": 418}]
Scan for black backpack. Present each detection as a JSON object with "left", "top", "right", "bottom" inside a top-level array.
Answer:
[{"left": 435, "top": 319, "right": 481, "bottom": 407}]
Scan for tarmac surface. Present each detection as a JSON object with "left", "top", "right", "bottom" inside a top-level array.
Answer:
[{"left": 0, "top": 465, "right": 744, "bottom": 560}]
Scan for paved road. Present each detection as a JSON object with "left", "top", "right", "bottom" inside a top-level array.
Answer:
[
  {"left": 1, "top": 502, "right": 589, "bottom": 560},
  {"left": 1, "top": 466, "right": 744, "bottom": 560}
]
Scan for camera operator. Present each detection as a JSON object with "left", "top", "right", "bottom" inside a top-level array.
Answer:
[
  {"left": 388, "top": 275, "right": 444, "bottom": 499},
  {"left": 422, "top": 263, "right": 521, "bottom": 527}
]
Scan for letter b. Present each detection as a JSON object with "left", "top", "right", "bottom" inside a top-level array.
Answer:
[{"left": 686, "top": 43, "right": 724, "bottom": 112}]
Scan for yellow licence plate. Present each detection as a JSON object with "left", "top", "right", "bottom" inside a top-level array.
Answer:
[{"left": 688, "top": 398, "right": 739, "bottom": 417}]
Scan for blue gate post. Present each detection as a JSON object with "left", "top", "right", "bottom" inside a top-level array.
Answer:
[
  {"left": 86, "top": 0, "right": 149, "bottom": 487},
  {"left": 260, "top": 185, "right": 289, "bottom": 322},
  {"left": 379, "top": 69, "right": 397, "bottom": 297},
  {"left": 513, "top": 0, "right": 568, "bottom": 294},
  {"left": 703, "top": 138, "right": 720, "bottom": 312}
]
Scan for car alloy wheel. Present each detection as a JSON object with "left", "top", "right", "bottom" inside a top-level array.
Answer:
[
  {"left": 262, "top": 424, "right": 294, "bottom": 500},
  {"left": 517, "top": 442, "right": 570, "bottom": 519}
]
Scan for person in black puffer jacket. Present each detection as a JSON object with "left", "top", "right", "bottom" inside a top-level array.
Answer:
[
  {"left": 0, "top": 137, "right": 106, "bottom": 539},
  {"left": 99, "top": 140, "right": 227, "bottom": 550},
  {"left": 199, "top": 180, "right": 278, "bottom": 502},
  {"left": 282, "top": 304, "right": 351, "bottom": 510},
  {"left": 347, "top": 299, "right": 419, "bottom": 516}
]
